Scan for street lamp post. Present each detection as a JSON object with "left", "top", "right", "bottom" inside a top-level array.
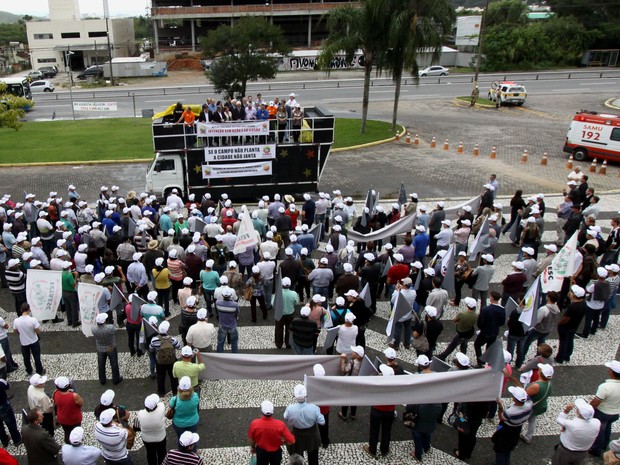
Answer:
[
  {"left": 103, "top": 0, "right": 115, "bottom": 85},
  {"left": 472, "top": 0, "right": 490, "bottom": 92},
  {"left": 65, "top": 47, "right": 76, "bottom": 121}
]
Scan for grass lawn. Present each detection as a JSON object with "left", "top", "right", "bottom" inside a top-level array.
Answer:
[
  {"left": 0, "top": 117, "right": 394, "bottom": 164},
  {"left": 333, "top": 118, "right": 397, "bottom": 149},
  {"left": 0, "top": 118, "right": 154, "bottom": 164},
  {"left": 456, "top": 96, "right": 496, "bottom": 106}
]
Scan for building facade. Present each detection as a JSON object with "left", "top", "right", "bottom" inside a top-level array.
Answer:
[
  {"left": 26, "top": 0, "right": 135, "bottom": 71},
  {"left": 151, "top": 0, "right": 359, "bottom": 54}
]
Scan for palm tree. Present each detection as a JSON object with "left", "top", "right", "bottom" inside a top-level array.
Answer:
[
  {"left": 372, "top": 0, "right": 455, "bottom": 131},
  {"left": 319, "top": 1, "right": 388, "bottom": 134}
]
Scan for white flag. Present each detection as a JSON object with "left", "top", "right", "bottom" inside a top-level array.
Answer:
[
  {"left": 468, "top": 216, "right": 489, "bottom": 261},
  {"left": 519, "top": 276, "right": 540, "bottom": 329},
  {"left": 233, "top": 210, "right": 258, "bottom": 255},
  {"left": 78, "top": 283, "right": 105, "bottom": 337},
  {"left": 542, "top": 231, "right": 579, "bottom": 292},
  {"left": 26, "top": 269, "right": 62, "bottom": 321}
]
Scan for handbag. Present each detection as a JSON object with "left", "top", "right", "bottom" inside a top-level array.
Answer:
[
  {"left": 243, "top": 286, "right": 254, "bottom": 301},
  {"left": 402, "top": 411, "right": 417, "bottom": 429},
  {"left": 117, "top": 408, "right": 136, "bottom": 450},
  {"left": 448, "top": 404, "right": 470, "bottom": 434},
  {"left": 165, "top": 396, "right": 178, "bottom": 420}
]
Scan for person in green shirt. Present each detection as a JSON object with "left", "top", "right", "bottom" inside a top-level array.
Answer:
[
  {"left": 199, "top": 260, "right": 220, "bottom": 317},
  {"left": 436, "top": 296, "right": 478, "bottom": 361},
  {"left": 274, "top": 277, "right": 300, "bottom": 349},
  {"left": 60, "top": 261, "right": 80, "bottom": 326},
  {"left": 172, "top": 346, "right": 206, "bottom": 397},
  {"left": 141, "top": 291, "right": 165, "bottom": 323}
]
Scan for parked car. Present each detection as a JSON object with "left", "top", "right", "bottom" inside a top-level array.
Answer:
[
  {"left": 76, "top": 66, "right": 103, "bottom": 80},
  {"left": 38, "top": 66, "right": 57, "bottom": 78},
  {"left": 418, "top": 66, "right": 449, "bottom": 77},
  {"left": 26, "top": 70, "right": 44, "bottom": 81},
  {"left": 30, "top": 80, "right": 55, "bottom": 93}
]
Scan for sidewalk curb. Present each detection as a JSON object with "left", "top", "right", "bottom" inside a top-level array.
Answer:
[
  {"left": 331, "top": 125, "right": 406, "bottom": 152},
  {"left": 605, "top": 98, "right": 620, "bottom": 111}
]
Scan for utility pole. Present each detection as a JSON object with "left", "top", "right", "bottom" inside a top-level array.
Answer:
[
  {"left": 103, "top": 0, "right": 115, "bottom": 85},
  {"left": 66, "top": 46, "right": 75, "bottom": 121},
  {"left": 472, "top": 0, "right": 490, "bottom": 91}
]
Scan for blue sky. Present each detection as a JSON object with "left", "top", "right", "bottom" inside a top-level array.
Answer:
[{"left": 2, "top": 0, "right": 151, "bottom": 18}]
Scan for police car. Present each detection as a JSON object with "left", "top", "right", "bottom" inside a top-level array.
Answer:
[{"left": 487, "top": 81, "right": 527, "bottom": 106}]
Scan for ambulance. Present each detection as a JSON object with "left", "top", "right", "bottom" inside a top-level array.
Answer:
[{"left": 563, "top": 110, "right": 620, "bottom": 162}]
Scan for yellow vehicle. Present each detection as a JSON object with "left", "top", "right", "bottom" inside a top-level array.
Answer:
[{"left": 487, "top": 81, "right": 527, "bottom": 106}]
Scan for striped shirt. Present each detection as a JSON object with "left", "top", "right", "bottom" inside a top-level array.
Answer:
[
  {"left": 5, "top": 269, "right": 26, "bottom": 293},
  {"left": 167, "top": 259, "right": 186, "bottom": 282},
  {"left": 94, "top": 422, "right": 128, "bottom": 461},
  {"left": 162, "top": 449, "right": 204, "bottom": 465},
  {"left": 503, "top": 400, "right": 533, "bottom": 427}
]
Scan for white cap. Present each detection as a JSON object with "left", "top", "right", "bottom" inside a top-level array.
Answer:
[
  {"left": 605, "top": 360, "right": 620, "bottom": 374},
  {"left": 574, "top": 398, "right": 595, "bottom": 420},
  {"left": 425, "top": 306, "right": 437, "bottom": 318},
  {"left": 462, "top": 219, "right": 472, "bottom": 226},
  {"left": 522, "top": 247, "right": 535, "bottom": 256},
  {"left": 99, "top": 408, "right": 116, "bottom": 424},
  {"left": 379, "top": 364, "right": 395, "bottom": 376},
  {"left": 220, "top": 276, "right": 229, "bottom": 284},
  {"left": 325, "top": 244, "right": 334, "bottom": 253},
  {"left": 344, "top": 312, "right": 356, "bottom": 323},
  {"left": 94, "top": 272, "right": 105, "bottom": 283},
  {"left": 100, "top": 389, "right": 115, "bottom": 406},
  {"left": 503, "top": 350, "right": 512, "bottom": 364},
  {"left": 606, "top": 264, "right": 620, "bottom": 273},
  {"left": 351, "top": 345, "right": 364, "bottom": 357},
  {"left": 294, "top": 384, "right": 307, "bottom": 400},
  {"left": 197, "top": 308, "right": 207, "bottom": 320},
  {"left": 383, "top": 347, "right": 397, "bottom": 360},
  {"left": 155, "top": 257, "right": 164, "bottom": 267},
  {"left": 179, "top": 431, "right": 200, "bottom": 447},
  {"left": 144, "top": 394, "right": 160, "bottom": 410},
  {"left": 300, "top": 247, "right": 308, "bottom": 256},
  {"left": 147, "top": 290, "right": 158, "bottom": 302},
  {"left": 96, "top": 313, "right": 108, "bottom": 324},
  {"left": 437, "top": 250, "right": 447, "bottom": 258},
  {"left": 252, "top": 265, "right": 260, "bottom": 274},
  {"left": 416, "top": 355, "right": 430, "bottom": 366},
  {"left": 29, "top": 374, "right": 47, "bottom": 386},
  {"left": 482, "top": 254, "right": 495, "bottom": 263},
  {"left": 313, "top": 363, "right": 326, "bottom": 376},
  {"left": 424, "top": 267, "right": 435, "bottom": 276},
  {"left": 181, "top": 346, "right": 193, "bottom": 357},
  {"left": 416, "top": 225, "right": 426, "bottom": 232},
  {"left": 158, "top": 321, "right": 170, "bottom": 334},
  {"left": 282, "top": 277, "right": 291, "bottom": 287},
  {"left": 597, "top": 267, "right": 608, "bottom": 278},
  {"left": 205, "top": 259, "right": 215, "bottom": 268},
  {"left": 285, "top": 248, "right": 293, "bottom": 256},
  {"left": 183, "top": 277, "right": 193, "bottom": 286},
  {"left": 411, "top": 261, "right": 423, "bottom": 269},
  {"left": 168, "top": 249, "right": 178, "bottom": 259},
  {"left": 463, "top": 297, "right": 477, "bottom": 309},
  {"left": 261, "top": 400, "right": 274, "bottom": 415},
  {"left": 69, "top": 426, "right": 84, "bottom": 445},
  {"left": 343, "top": 263, "right": 353, "bottom": 273},
  {"left": 335, "top": 296, "right": 345, "bottom": 306},
  {"left": 178, "top": 376, "right": 192, "bottom": 390},
  {"left": 527, "top": 217, "right": 536, "bottom": 224},
  {"left": 393, "top": 253, "right": 404, "bottom": 263},
  {"left": 544, "top": 244, "right": 558, "bottom": 253},
  {"left": 437, "top": 201, "right": 445, "bottom": 208},
  {"left": 186, "top": 296, "right": 197, "bottom": 307},
  {"left": 537, "top": 363, "right": 554, "bottom": 378},
  {"left": 344, "top": 289, "right": 359, "bottom": 298},
  {"left": 508, "top": 386, "right": 528, "bottom": 402},
  {"left": 455, "top": 352, "right": 470, "bottom": 366},
  {"left": 512, "top": 261, "right": 525, "bottom": 271},
  {"left": 55, "top": 376, "right": 71, "bottom": 389},
  {"left": 300, "top": 306, "right": 311, "bottom": 317},
  {"left": 133, "top": 252, "right": 142, "bottom": 261},
  {"left": 571, "top": 284, "right": 585, "bottom": 298},
  {"left": 441, "top": 219, "right": 452, "bottom": 226}
]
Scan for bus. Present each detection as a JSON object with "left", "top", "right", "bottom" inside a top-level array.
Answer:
[{"left": 0, "top": 77, "right": 33, "bottom": 110}]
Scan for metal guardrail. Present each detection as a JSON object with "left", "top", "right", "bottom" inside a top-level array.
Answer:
[{"left": 32, "top": 69, "right": 620, "bottom": 102}]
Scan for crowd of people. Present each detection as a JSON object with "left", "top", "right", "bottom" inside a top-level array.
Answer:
[{"left": 0, "top": 164, "right": 618, "bottom": 465}]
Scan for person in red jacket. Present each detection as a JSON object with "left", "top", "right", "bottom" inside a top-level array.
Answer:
[
  {"left": 285, "top": 205, "right": 300, "bottom": 228},
  {"left": 248, "top": 400, "right": 295, "bottom": 465},
  {"left": 501, "top": 261, "right": 527, "bottom": 306},
  {"left": 386, "top": 253, "right": 410, "bottom": 299}
]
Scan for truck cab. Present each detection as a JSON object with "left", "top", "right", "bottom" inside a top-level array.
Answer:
[{"left": 146, "top": 155, "right": 185, "bottom": 200}]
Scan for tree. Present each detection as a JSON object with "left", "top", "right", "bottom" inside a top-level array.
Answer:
[
  {"left": 319, "top": 1, "right": 387, "bottom": 134},
  {"left": 484, "top": 0, "right": 527, "bottom": 29},
  {"left": 133, "top": 16, "right": 153, "bottom": 41},
  {"left": 0, "top": 83, "right": 28, "bottom": 131},
  {"left": 200, "top": 17, "right": 290, "bottom": 98},
  {"left": 372, "top": 0, "right": 455, "bottom": 131}
]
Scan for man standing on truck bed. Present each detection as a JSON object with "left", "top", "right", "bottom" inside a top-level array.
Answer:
[{"left": 177, "top": 106, "right": 196, "bottom": 148}]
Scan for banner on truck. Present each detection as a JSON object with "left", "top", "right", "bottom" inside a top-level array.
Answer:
[
  {"left": 205, "top": 144, "right": 276, "bottom": 162},
  {"left": 196, "top": 121, "right": 269, "bottom": 137},
  {"left": 202, "top": 161, "right": 272, "bottom": 179}
]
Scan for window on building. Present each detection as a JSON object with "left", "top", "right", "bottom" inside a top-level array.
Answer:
[
  {"left": 37, "top": 58, "right": 58, "bottom": 63},
  {"left": 61, "top": 32, "right": 81, "bottom": 39},
  {"left": 88, "top": 31, "right": 108, "bottom": 38},
  {"left": 34, "top": 33, "right": 54, "bottom": 40}
]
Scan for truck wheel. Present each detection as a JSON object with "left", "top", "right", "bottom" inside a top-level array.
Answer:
[
  {"left": 517, "top": 102, "right": 524, "bottom": 106},
  {"left": 573, "top": 148, "right": 588, "bottom": 162}
]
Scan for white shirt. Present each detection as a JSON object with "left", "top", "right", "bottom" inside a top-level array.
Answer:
[
  {"left": 435, "top": 228, "right": 453, "bottom": 247},
  {"left": 556, "top": 412, "right": 601, "bottom": 451},
  {"left": 166, "top": 194, "right": 183, "bottom": 212},
  {"left": 74, "top": 252, "right": 88, "bottom": 273},
  {"left": 214, "top": 285, "right": 237, "bottom": 301},
  {"left": 0, "top": 317, "right": 7, "bottom": 340},
  {"left": 336, "top": 324, "right": 358, "bottom": 354},
  {"left": 257, "top": 260, "right": 276, "bottom": 280},
  {"left": 27, "top": 385, "right": 53, "bottom": 413},
  {"left": 136, "top": 403, "right": 167, "bottom": 443},
  {"left": 61, "top": 444, "right": 102, "bottom": 465},
  {"left": 186, "top": 321, "right": 216, "bottom": 350},
  {"left": 221, "top": 233, "right": 237, "bottom": 251},
  {"left": 0, "top": 344, "right": 4, "bottom": 369},
  {"left": 595, "top": 379, "right": 620, "bottom": 415},
  {"left": 260, "top": 241, "right": 279, "bottom": 259},
  {"left": 13, "top": 314, "right": 41, "bottom": 346}
]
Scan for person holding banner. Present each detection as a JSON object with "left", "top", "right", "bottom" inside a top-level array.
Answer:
[
  {"left": 363, "top": 365, "right": 397, "bottom": 459},
  {"left": 284, "top": 384, "right": 324, "bottom": 465}
]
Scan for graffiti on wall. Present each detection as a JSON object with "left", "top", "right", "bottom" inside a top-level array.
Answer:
[{"left": 280, "top": 53, "right": 365, "bottom": 71}]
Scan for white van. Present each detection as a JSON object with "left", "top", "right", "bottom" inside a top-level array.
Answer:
[{"left": 563, "top": 110, "right": 620, "bottom": 162}]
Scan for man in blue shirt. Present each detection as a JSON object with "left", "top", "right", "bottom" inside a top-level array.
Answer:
[
  {"left": 215, "top": 288, "right": 239, "bottom": 353},
  {"left": 284, "top": 384, "right": 325, "bottom": 465},
  {"left": 413, "top": 225, "right": 430, "bottom": 265}
]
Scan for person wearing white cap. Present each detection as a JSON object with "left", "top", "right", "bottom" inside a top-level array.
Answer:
[
  {"left": 555, "top": 284, "right": 587, "bottom": 364},
  {"left": 91, "top": 312, "right": 123, "bottom": 386},
  {"left": 491, "top": 386, "right": 532, "bottom": 465},
  {"left": 339, "top": 345, "right": 365, "bottom": 421},
  {"left": 214, "top": 287, "right": 240, "bottom": 353},
  {"left": 588, "top": 361, "right": 620, "bottom": 457},
  {"left": 284, "top": 384, "right": 325, "bottom": 465},
  {"left": 126, "top": 251, "right": 149, "bottom": 301},
  {"left": 13, "top": 302, "right": 46, "bottom": 376},
  {"left": 248, "top": 399, "right": 295, "bottom": 464},
  {"left": 274, "top": 204, "right": 293, "bottom": 247},
  {"left": 173, "top": 346, "right": 205, "bottom": 397},
  {"left": 427, "top": 201, "right": 445, "bottom": 256},
  {"left": 522, "top": 291, "right": 561, "bottom": 358},
  {"left": 334, "top": 311, "right": 358, "bottom": 355},
  {"left": 274, "top": 277, "right": 300, "bottom": 350},
  {"left": 307, "top": 257, "right": 333, "bottom": 305},
  {"left": 519, "top": 363, "right": 554, "bottom": 444},
  {"left": 61, "top": 425, "right": 101, "bottom": 465},
  {"left": 94, "top": 407, "right": 132, "bottom": 464},
  {"left": 4, "top": 257, "right": 28, "bottom": 314},
  {"left": 149, "top": 320, "right": 183, "bottom": 396},
  {"left": 290, "top": 305, "right": 319, "bottom": 355},
  {"left": 501, "top": 261, "right": 527, "bottom": 306},
  {"left": 186, "top": 308, "right": 216, "bottom": 353},
  {"left": 27, "top": 374, "right": 54, "bottom": 436},
  {"left": 580, "top": 266, "right": 611, "bottom": 339},
  {"left": 438, "top": 296, "right": 478, "bottom": 362},
  {"left": 552, "top": 399, "right": 601, "bottom": 464},
  {"left": 135, "top": 394, "right": 167, "bottom": 465},
  {"left": 199, "top": 260, "right": 220, "bottom": 317},
  {"left": 168, "top": 375, "right": 200, "bottom": 441},
  {"left": 404, "top": 378, "right": 442, "bottom": 461},
  {"left": 165, "top": 187, "right": 183, "bottom": 213},
  {"left": 246, "top": 265, "right": 270, "bottom": 322}
]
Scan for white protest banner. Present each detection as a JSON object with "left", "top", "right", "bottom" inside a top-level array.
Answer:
[
  {"left": 204, "top": 144, "right": 276, "bottom": 162},
  {"left": 78, "top": 283, "right": 105, "bottom": 337},
  {"left": 233, "top": 210, "right": 259, "bottom": 255},
  {"left": 202, "top": 161, "right": 272, "bottom": 179},
  {"left": 73, "top": 102, "right": 117, "bottom": 112},
  {"left": 26, "top": 269, "right": 62, "bottom": 321},
  {"left": 468, "top": 216, "right": 489, "bottom": 261},
  {"left": 196, "top": 121, "right": 269, "bottom": 137}
]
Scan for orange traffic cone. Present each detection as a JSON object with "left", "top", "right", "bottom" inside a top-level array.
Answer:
[
  {"left": 540, "top": 152, "right": 548, "bottom": 165},
  {"left": 599, "top": 160, "right": 607, "bottom": 175},
  {"left": 521, "top": 149, "right": 528, "bottom": 163},
  {"left": 457, "top": 141, "right": 463, "bottom": 154},
  {"left": 566, "top": 155, "right": 573, "bottom": 170},
  {"left": 405, "top": 132, "right": 411, "bottom": 144},
  {"left": 431, "top": 137, "right": 437, "bottom": 148},
  {"left": 414, "top": 134, "right": 419, "bottom": 145},
  {"left": 395, "top": 132, "right": 400, "bottom": 142},
  {"left": 589, "top": 158, "right": 597, "bottom": 173},
  {"left": 443, "top": 139, "right": 449, "bottom": 150},
  {"left": 473, "top": 144, "right": 479, "bottom": 156},
  {"left": 490, "top": 146, "right": 497, "bottom": 159}
]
